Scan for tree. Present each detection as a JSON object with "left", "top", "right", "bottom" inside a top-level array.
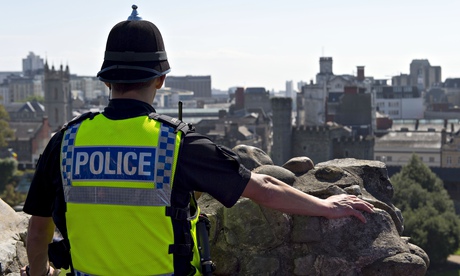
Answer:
[
  {"left": 21, "top": 95, "right": 44, "bottom": 103},
  {"left": 391, "top": 154, "right": 460, "bottom": 264},
  {"left": 0, "top": 104, "right": 14, "bottom": 147},
  {"left": 0, "top": 158, "right": 17, "bottom": 193}
]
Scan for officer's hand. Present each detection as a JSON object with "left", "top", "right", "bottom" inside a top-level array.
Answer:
[{"left": 323, "top": 194, "right": 374, "bottom": 223}]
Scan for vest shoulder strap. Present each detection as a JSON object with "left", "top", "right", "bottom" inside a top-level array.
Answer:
[
  {"left": 148, "top": 112, "right": 195, "bottom": 136},
  {"left": 61, "top": 112, "right": 100, "bottom": 131}
]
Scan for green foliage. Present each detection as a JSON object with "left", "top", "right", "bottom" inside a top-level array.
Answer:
[
  {"left": 0, "top": 169, "right": 31, "bottom": 208},
  {"left": 21, "top": 95, "right": 44, "bottom": 103},
  {"left": 391, "top": 154, "right": 460, "bottom": 264},
  {"left": 0, "top": 104, "right": 14, "bottom": 147},
  {"left": 0, "top": 158, "right": 17, "bottom": 192},
  {"left": 0, "top": 184, "right": 27, "bottom": 207}
]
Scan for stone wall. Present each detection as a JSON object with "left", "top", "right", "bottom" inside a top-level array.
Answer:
[
  {"left": 0, "top": 145, "right": 429, "bottom": 275},
  {"left": 0, "top": 198, "right": 29, "bottom": 276},
  {"left": 203, "top": 145, "right": 429, "bottom": 275}
]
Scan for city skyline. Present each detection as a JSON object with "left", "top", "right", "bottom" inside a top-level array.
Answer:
[{"left": 2, "top": 0, "right": 460, "bottom": 91}]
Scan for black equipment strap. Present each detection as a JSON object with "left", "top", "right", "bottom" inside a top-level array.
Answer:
[
  {"left": 148, "top": 112, "right": 194, "bottom": 135},
  {"left": 61, "top": 112, "right": 100, "bottom": 131},
  {"left": 165, "top": 206, "right": 190, "bottom": 220}
]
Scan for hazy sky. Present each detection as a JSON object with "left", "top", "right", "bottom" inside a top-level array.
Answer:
[{"left": 2, "top": 0, "right": 459, "bottom": 91}]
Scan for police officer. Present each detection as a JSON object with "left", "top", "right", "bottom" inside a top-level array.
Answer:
[{"left": 21, "top": 5, "right": 374, "bottom": 276}]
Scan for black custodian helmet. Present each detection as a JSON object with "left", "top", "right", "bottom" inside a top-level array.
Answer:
[{"left": 97, "top": 5, "right": 170, "bottom": 83}]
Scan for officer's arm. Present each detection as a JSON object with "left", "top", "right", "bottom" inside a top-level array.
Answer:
[
  {"left": 241, "top": 172, "right": 374, "bottom": 223},
  {"left": 25, "top": 216, "right": 54, "bottom": 276}
]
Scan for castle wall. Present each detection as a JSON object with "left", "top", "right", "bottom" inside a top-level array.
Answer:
[
  {"left": 332, "top": 136, "right": 375, "bottom": 160},
  {"left": 291, "top": 126, "right": 333, "bottom": 163}
]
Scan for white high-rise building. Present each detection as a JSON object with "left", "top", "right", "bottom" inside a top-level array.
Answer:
[{"left": 22, "top": 52, "right": 44, "bottom": 76}]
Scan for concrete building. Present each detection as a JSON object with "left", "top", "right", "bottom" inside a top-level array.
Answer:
[
  {"left": 334, "top": 86, "right": 372, "bottom": 137},
  {"left": 6, "top": 75, "right": 44, "bottom": 103},
  {"left": 391, "top": 74, "right": 411, "bottom": 87},
  {"left": 374, "top": 130, "right": 442, "bottom": 167},
  {"left": 244, "top": 87, "right": 271, "bottom": 114},
  {"left": 444, "top": 78, "right": 460, "bottom": 107},
  {"left": 296, "top": 81, "right": 326, "bottom": 126},
  {"left": 374, "top": 119, "right": 458, "bottom": 168},
  {"left": 409, "top": 59, "right": 442, "bottom": 91},
  {"left": 165, "top": 75, "right": 211, "bottom": 98},
  {"left": 194, "top": 109, "right": 272, "bottom": 154},
  {"left": 70, "top": 76, "right": 108, "bottom": 100},
  {"left": 154, "top": 87, "right": 195, "bottom": 108},
  {"left": 374, "top": 85, "right": 424, "bottom": 120},
  {"left": 442, "top": 125, "right": 460, "bottom": 168},
  {"left": 22, "top": 52, "right": 44, "bottom": 77}
]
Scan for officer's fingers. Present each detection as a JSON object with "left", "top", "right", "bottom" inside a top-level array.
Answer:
[
  {"left": 350, "top": 209, "right": 368, "bottom": 223},
  {"left": 351, "top": 200, "right": 375, "bottom": 214}
]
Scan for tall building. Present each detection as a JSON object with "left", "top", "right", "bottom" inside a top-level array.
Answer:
[
  {"left": 165, "top": 75, "right": 211, "bottom": 98},
  {"left": 44, "top": 63, "right": 73, "bottom": 131},
  {"left": 285, "top": 80, "right": 296, "bottom": 111},
  {"left": 22, "top": 52, "right": 44, "bottom": 77},
  {"left": 410, "top": 59, "right": 442, "bottom": 90}
]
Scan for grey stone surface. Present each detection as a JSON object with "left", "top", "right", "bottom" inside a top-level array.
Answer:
[
  {"left": 0, "top": 199, "right": 29, "bottom": 276},
  {"left": 282, "top": 156, "right": 315, "bottom": 176},
  {"left": 198, "top": 145, "right": 428, "bottom": 275},
  {"left": 1, "top": 146, "right": 429, "bottom": 275}
]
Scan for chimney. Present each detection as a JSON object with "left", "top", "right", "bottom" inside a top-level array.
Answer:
[
  {"left": 357, "top": 66, "right": 365, "bottom": 81},
  {"left": 441, "top": 129, "right": 447, "bottom": 145},
  {"left": 235, "top": 87, "right": 245, "bottom": 110}
]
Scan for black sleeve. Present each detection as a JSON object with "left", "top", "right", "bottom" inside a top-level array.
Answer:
[
  {"left": 174, "top": 133, "right": 251, "bottom": 208},
  {"left": 23, "top": 131, "right": 64, "bottom": 217}
]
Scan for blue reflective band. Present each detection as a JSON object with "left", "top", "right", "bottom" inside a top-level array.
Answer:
[{"left": 72, "top": 146, "right": 156, "bottom": 181}]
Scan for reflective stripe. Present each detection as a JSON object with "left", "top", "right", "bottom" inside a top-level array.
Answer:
[
  {"left": 74, "top": 269, "right": 174, "bottom": 276},
  {"left": 63, "top": 185, "right": 171, "bottom": 206},
  {"left": 61, "top": 120, "right": 178, "bottom": 206},
  {"left": 155, "top": 124, "right": 177, "bottom": 189},
  {"left": 61, "top": 123, "right": 80, "bottom": 187}
]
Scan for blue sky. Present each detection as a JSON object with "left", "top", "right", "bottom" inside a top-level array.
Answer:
[{"left": 2, "top": 1, "right": 459, "bottom": 91}]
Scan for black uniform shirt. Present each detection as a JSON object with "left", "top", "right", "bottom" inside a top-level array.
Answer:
[{"left": 23, "top": 99, "right": 251, "bottom": 222}]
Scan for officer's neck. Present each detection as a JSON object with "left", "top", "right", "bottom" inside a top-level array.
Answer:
[{"left": 111, "top": 84, "right": 157, "bottom": 105}]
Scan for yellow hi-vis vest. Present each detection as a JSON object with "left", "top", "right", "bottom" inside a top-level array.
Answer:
[{"left": 60, "top": 113, "right": 201, "bottom": 275}]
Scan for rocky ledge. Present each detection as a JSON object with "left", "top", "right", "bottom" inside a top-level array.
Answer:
[
  {"left": 197, "top": 145, "right": 429, "bottom": 276},
  {"left": 0, "top": 145, "right": 428, "bottom": 276}
]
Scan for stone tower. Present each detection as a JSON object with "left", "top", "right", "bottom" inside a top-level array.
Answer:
[
  {"left": 271, "top": 97, "right": 292, "bottom": 165},
  {"left": 44, "top": 62, "right": 73, "bottom": 131}
]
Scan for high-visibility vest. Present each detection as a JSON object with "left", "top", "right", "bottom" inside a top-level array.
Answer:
[{"left": 60, "top": 113, "right": 201, "bottom": 275}]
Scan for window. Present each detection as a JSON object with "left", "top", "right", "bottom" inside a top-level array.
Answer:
[
  {"left": 429, "top": 157, "right": 435, "bottom": 163},
  {"left": 447, "top": 156, "right": 452, "bottom": 165}
]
